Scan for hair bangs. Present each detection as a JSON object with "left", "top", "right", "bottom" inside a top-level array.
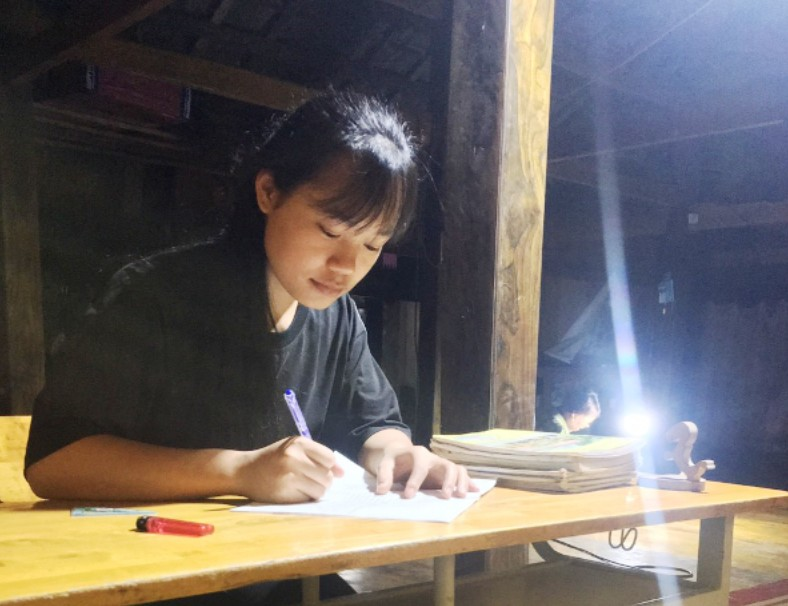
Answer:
[{"left": 315, "top": 153, "right": 415, "bottom": 242}]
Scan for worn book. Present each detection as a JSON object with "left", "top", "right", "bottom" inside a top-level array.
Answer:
[
  {"left": 465, "top": 465, "right": 637, "bottom": 493},
  {"left": 431, "top": 429, "right": 642, "bottom": 492}
]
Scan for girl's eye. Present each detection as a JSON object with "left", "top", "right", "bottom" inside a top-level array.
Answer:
[
  {"left": 319, "top": 225, "right": 339, "bottom": 239},
  {"left": 365, "top": 244, "right": 382, "bottom": 253}
]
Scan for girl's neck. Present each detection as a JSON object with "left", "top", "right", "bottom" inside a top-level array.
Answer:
[
  {"left": 271, "top": 300, "right": 298, "bottom": 332},
  {"left": 266, "top": 269, "right": 298, "bottom": 332}
]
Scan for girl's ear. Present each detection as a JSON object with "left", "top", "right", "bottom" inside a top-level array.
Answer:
[{"left": 255, "top": 170, "right": 279, "bottom": 214}]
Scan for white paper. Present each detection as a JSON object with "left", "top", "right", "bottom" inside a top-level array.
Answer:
[{"left": 233, "top": 452, "right": 496, "bottom": 523}]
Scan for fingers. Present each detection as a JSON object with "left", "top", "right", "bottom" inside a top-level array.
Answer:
[
  {"left": 291, "top": 437, "right": 336, "bottom": 469},
  {"left": 251, "top": 436, "right": 340, "bottom": 503},
  {"left": 395, "top": 447, "right": 479, "bottom": 500},
  {"left": 283, "top": 436, "right": 339, "bottom": 488},
  {"left": 448, "top": 464, "right": 480, "bottom": 498},
  {"left": 438, "top": 463, "right": 460, "bottom": 499},
  {"left": 374, "top": 453, "right": 396, "bottom": 495},
  {"left": 402, "top": 460, "right": 429, "bottom": 499},
  {"left": 295, "top": 465, "right": 335, "bottom": 501}
]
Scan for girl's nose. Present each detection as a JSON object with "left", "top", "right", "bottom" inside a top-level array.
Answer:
[{"left": 328, "top": 246, "right": 356, "bottom": 275}]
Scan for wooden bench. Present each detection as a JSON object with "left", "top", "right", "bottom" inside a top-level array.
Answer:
[{"left": 0, "top": 415, "right": 38, "bottom": 502}]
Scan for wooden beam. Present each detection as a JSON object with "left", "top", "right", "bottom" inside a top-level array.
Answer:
[
  {"left": 376, "top": 0, "right": 445, "bottom": 20},
  {"left": 76, "top": 38, "right": 315, "bottom": 111},
  {"left": 436, "top": 0, "right": 554, "bottom": 574},
  {"left": 437, "top": 0, "right": 554, "bottom": 433},
  {"left": 708, "top": 246, "right": 788, "bottom": 268},
  {"left": 0, "top": 88, "right": 45, "bottom": 414},
  {"left": 208, "top": 0, "right": 238, "bottom": 25},
  {"left": 544, "top": 207, "right": 670, "bottom": 248},
  {"left": 33, "top": 108, "right": 219, "bottom": 173},
  {"left": 493, "top": 0, "right": 554, "bottom": 429},
  {"left": 544, "top": 199, "right": 788, "bottom": 249},
  {"left": 437, "top": 0, "right": 505, "bottom": 434},
  {"left": 1, "top": 0, "right": 177, "bottom": 85},
  {"left": 547, "top": 158, "right": 676, "bottom": 206},
  {"left": 688, "top": 200, "right": 788, "bottom": 232},
  {"left": 549, "top": 118, "right": 785, "bottom": 164}
]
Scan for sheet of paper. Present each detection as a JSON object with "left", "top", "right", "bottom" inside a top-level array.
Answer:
[{"left": 233, "top": 452, "right": 496, "bottom": 523}]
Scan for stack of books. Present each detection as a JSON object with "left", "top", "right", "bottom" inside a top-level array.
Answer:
[{"left": 430, "top": 429, "right": 642, "bottom": 493}]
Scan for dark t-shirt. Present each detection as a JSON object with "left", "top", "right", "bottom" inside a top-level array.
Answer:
[{"left": 25, "top": 240, "right": 409, "bottom": 470}]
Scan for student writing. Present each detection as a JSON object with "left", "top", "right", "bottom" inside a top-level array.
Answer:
[{"left": 24, "top": 91, "right": 477, "bottom": 507}]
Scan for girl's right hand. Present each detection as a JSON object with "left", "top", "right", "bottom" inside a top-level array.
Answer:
[{"left": 232, "top": 436, "right": 344, "bottom": 503}]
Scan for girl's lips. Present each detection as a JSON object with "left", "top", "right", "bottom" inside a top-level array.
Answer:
[{"left": 310, "top": 278, "right": 344, "bottom": 297}]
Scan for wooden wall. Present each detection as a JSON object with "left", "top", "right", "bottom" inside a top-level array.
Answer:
[
  {"left": 0, "top": 89, "right": 44, "bottom": 415},
  {"left": 537, "top": 264, "right": 788, "bottom": 489},
  {"left": 2, "top": 138, "right": 229, "bottom": 414},
  {"left": 677, "top": 297, "right": 788, "bottom": 489}
]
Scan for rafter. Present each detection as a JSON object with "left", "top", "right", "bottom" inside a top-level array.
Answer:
[
  {"left": 549, "top": 118, "right": 785, "bottom": 164},
  {"left": 709, "top": 246, "right": 788, "bottom": 268},
  {"left": 688, "top": 200, "right": 788, "bottom": 232},
  {"left": 1, "top": 0, "right": 176, "bottom": 85},
  {"left": 376, "top": 0, "right": 445, "bottom": 20},
  {"left": 546, "top": 159, "right": 672, "bottom": 206},
  {"left": 76, "top": 39, "right": 314, "bottom": 111}
]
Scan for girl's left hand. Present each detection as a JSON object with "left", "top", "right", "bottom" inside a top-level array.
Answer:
[{"left": 374, "top": 442, "right": 478, "bottom": 499}]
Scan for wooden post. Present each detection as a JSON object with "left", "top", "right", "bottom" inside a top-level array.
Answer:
[
  {"left": 437, "top": 0, "right": 553, "bottom": 574},
  {"left": 0, "top": 87, "right": 45, "bottom": 414},
  {"left": 437, "top": 0, "right": 554, "bottom": 432},
  {"left": 433, "top": 555, "right": 456, "bottom": 605}
]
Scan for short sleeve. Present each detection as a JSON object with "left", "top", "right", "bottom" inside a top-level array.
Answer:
[
  {"left": 25, "top": 285, "right": 164, "bottom": 470},
  {"left": 330, "top": 301, "right": 410, "bottom": 459}
]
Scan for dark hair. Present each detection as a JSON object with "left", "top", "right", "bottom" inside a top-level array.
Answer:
[
  {"left": 557, "top": 390, "right": 600, "bottom": 416},
  {"left": 228, "top": 90, "right": 418, "bottom": 252}
]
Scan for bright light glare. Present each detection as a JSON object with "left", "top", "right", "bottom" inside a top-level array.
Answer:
[{"left": 618, "top": 411, "right": 654, "bottom": 437}]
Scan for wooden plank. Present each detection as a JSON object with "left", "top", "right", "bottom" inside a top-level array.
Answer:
[
  {"left": 342, "top": 509, "right": 788, "bottom": 595},
  {"left": 208, "top": 0, "right": 238, "bottom": 25},
  {"left": 697, "top": 516, "right": 733, "bottom": 593},
  {"left": 76, "top": 39, "right": 314, "bottom": 111},
  {"left": 32, "top": 104, "right": 222, "bottom": 172},
  {"left": 437, "top": 0, "right": 554, "bottom": 432},
  {"left": 1, "top": 483, "right": 785, "bottom": 605},
  {"left": 708, "top": 246, "right": 788, "bottom": 268},
  {"left": 547, "top": 159, "right": 671, "bottom": 205},
  {"left": 493, "top": 0, "right": 554, "bottom": 430},
  {"left": 1, "top": 0, "right": 177, "bottom": 84},
  {"left": 436, "top": 0, "right": 506, "bottom": 433},
  {"left": 412, "top": 4, "right": 453, "bottom": 447},
  {"left": 0, "top": 416, "right": 37, "bottom": 502},
  {"left": 549, "top": 118, "right": 785, "bottom": 164},
  {"left": 544, "top": 208, "right": 670, "bottom": 247},
  {"left": 0, "top": 89, "right": 44, "bottom": 415},
  {"left": 376, "top": 0, "right": 446, "bottom": 20},
  {"left": 437, "top": 0, "right": 553, "bottom": 573},
  {"left": 688, "top": 200, "right": 788, "bottom": 232},
  {"left": 543, "top": 199, "right": 788, "bottom": 248}
]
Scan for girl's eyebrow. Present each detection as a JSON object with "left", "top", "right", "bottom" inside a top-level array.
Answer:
[
  {"left": 371, "top": 225, "right": 394, "bottom": 238},
  {"left": 355, "top": 222, "right": 394, "bottom": 239},
  {"left": 320, "top": 215, "right": 392, "bottom": 240}
]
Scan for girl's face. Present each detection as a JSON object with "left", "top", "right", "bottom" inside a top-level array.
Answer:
[
  {"left": 566, "top": 404, "right": 600, "bottom": 433},
  {"left": 256, "top": 167, "right": 391, "bottom": 316},
  {"left": 566, "top": 411, "right": 597, "bottom": 433}
]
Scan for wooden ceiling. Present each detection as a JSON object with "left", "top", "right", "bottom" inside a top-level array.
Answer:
[
  {"left": 544, "top": 0, "right": 788, "bottom": 288},
  {"left": 2, "top": 0, "right": 786, "bottom": 286}
]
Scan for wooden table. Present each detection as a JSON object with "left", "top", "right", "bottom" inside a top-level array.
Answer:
[{"left": 1, "top": 482, "right": 785, "bottom": 606}]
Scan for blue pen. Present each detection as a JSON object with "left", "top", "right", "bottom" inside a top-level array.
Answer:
[{"left": 283, "top": 389, "right": 312, "bottom": 439}]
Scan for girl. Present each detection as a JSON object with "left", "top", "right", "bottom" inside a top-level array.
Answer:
[{"left": 25, "top": 91, "right": 475, "bottom": 506}]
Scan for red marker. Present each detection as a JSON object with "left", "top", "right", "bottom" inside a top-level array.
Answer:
[{"left": 136, "top": 516, "right": 214, "bottom": 537}]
